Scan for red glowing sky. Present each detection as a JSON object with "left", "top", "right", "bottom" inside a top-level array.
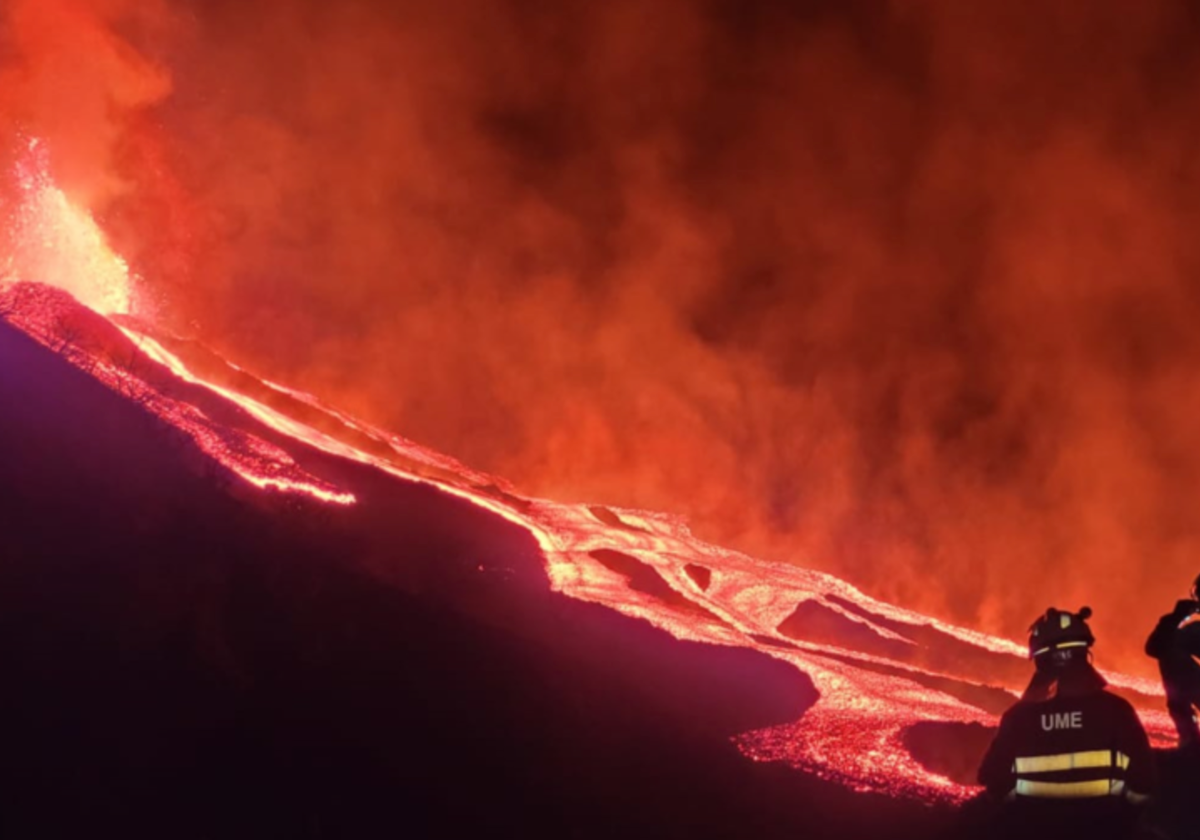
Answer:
[{"left": 5, "top": 0, "right": 1200, "bottom": 677}]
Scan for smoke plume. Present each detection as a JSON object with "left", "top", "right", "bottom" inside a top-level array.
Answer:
[
  {"left": 15, "top": 0, "right": 1200, "bottom": 673},
  {"left": 0, "top": 0, "right": 170, "bottom": 202}
]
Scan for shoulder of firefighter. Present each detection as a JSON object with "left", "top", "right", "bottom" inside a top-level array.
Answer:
[
  {"left": 978, "top": 690, "right": 1156, "bottom": 805},
  {"left": 1146, "top": 600, "right": 1200, "bottom": 659}
]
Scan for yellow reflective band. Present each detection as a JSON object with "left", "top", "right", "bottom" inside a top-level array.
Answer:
[
  {"left": 1015, "top": 779, "right": 1117, "bottom": 799},
  {"left": 1116, "top": 752, "right": 1130, "bottom": 770},
  {"left": 1014, "top": 750, "right": 1115, "bottom": 774},
  {"left": 1032, "top": 640, "right": 1090, "bottom": 657}
]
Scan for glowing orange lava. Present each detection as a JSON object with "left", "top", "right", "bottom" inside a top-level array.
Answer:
[
  {"left": 0, "top": 145, "right": 1177, "bottom": 804},
  {"left": 4, "top": 138, "right": 133, "bottom": 315}
]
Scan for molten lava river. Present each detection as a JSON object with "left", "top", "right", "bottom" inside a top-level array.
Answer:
[{"left": 0, "top": 141, "right": 1176, "bottom": 804}]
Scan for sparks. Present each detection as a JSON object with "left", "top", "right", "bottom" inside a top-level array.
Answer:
[{"left": 4, "top": 137, "right": 133, "bottom": 315}]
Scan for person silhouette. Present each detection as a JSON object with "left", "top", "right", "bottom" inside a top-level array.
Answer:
[
  {"left": 978, "top": 607, "right": 1155, "bottom": 840},
  {"left": 1145, "top": 575, "right": 1200, "bottom": 751}
]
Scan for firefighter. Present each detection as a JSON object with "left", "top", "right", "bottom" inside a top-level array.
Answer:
[
  {"left": 977, "top": 606, "right": 1155, "bottom": 839},
  {"left": 1145, "top": 575, "right": 1200, "bottom": 750}
]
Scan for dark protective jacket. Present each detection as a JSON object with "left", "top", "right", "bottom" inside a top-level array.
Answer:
[
  {"left": 1145, "top": 601, "right": 1200, "bottom": 746},
  {"left": 978, "top": 669, "right": 1155, "bottom": 839},
  {"left": 1145, "top": 601, "right": 1200, "bottom": 663}
]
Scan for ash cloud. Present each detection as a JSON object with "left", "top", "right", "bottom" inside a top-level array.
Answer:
[
  {"left": 23, "top": 0, "right": 1200, "bottom": 672},
  {"left": 0, "top": 0, "right": 171, "bottom": 206},
  {"left": 0, "top": 0, "right": 172, "bottom": 295}
]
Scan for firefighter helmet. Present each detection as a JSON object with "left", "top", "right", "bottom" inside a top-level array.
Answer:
[{"left": 1028, "top": 606, "right": 1094, "bottom": 661}]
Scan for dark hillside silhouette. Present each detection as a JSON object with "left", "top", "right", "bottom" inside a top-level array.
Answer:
[{"left": 0, "top": 318, "right": 958, "bottom": 838}]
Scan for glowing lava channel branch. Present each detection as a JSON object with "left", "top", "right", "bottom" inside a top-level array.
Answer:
[
  {"left": 1, "top": 142, "right": 353, "bottom": 506},
  {"left": 108, "top": 318, "right": 1177, "bottom": 803}
]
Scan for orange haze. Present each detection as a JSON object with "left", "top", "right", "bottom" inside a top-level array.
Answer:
[{"left": 7, "top": 0, "right": 1200, "bottom": 675}]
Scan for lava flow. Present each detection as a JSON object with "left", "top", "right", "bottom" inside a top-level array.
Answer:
[{"left": 0, "top": 144, "right": 1178, "bottom": 804}]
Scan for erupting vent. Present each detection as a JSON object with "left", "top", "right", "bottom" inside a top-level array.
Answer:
[{"left": 4, "top": 139, "right": 133, "bottom": 315}]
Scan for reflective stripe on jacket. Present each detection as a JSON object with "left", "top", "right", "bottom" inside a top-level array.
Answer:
[{"left": 978, "top": 687, "right": 1155, "bottom": 804}]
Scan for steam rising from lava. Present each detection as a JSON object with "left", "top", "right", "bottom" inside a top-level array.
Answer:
[{"left": 8, "top": 0, "right": 1200, "bottom": 673}]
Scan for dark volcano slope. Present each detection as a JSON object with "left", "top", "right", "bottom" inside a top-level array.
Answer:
[{"left": 0, "top": 319, "right": 962, "bottom": 839}]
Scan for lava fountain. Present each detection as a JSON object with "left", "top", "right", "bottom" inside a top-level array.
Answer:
[{"left": 2, "top": 137, "right": 133, "bottom": 315}]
